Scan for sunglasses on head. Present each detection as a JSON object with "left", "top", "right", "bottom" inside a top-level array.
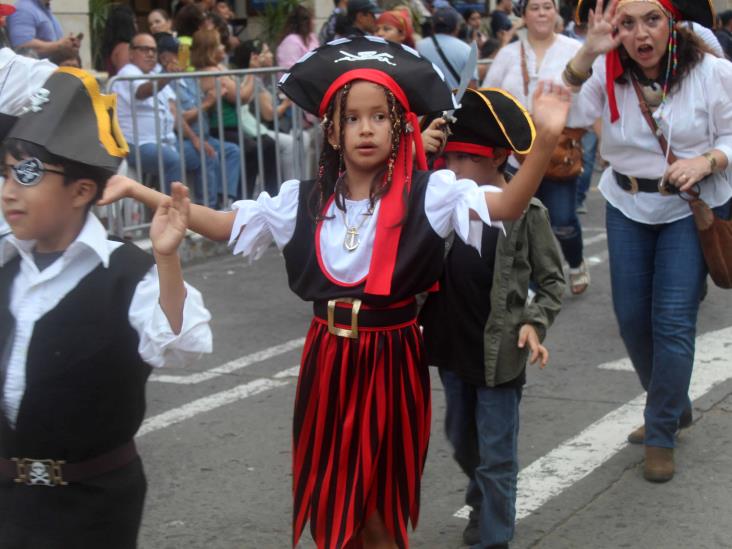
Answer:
[{"left": 7, "top": 157, "right": 65, "bottom": 186}]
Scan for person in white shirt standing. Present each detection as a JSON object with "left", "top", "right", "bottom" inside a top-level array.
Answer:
[
  {"left": 112, "top": 32, "right": 183, "bottom": 193},
  {"left": 483, "top": 0, "right": 591, "bottom": 296},
  {"left": 566, "top": 0, "right": 732, "bottom": 482},
  {"left": 0, "top": 67, "right": 212, "bottom": 548}
]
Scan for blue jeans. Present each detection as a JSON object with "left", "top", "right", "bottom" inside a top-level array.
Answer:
[
  {"left": 535, "top": 177, "right": 584, "bottom": 268},
  {"left": 127, "top": 142, "right": 183, "bottom": 192},
  {"left": 576, "top": 131, "right": 598, "bottom": 206},
  {"left": 439, "top": 368, "right": 521, "bottom": 547},
  {"left": 606, "top": 201, "right": 731, "bottom": 447},
  {"left": 182, "top": 137, "right": 241, "bottom": 207}
]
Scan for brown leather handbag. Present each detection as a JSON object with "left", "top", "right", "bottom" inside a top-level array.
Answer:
[
  {"left": 515, "top": 42, "right": 586, "bottom": 181},
  {"left": 632, "top": 77, "right": 732, "bottom": 288}
]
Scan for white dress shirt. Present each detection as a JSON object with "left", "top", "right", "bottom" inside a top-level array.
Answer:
[
  {"left": 228, "top": 170, "right": 502, "bottom": 284},
  {"left": 112, "top": 63, "right": 177, "bottom": 146},
  {"left": 0, "top": 213, "right": 213, "bottom": 426},
  {"left": 572, "top": 53, "right": 732, "bottom": 224}
]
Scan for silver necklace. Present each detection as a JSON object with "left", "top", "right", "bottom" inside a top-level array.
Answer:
[{"left": 340, "top": 201, "right": 373, "bottom": 252}]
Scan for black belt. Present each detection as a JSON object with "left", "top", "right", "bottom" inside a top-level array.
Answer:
[
  {"left": 613, "top": 170, "right": 678, "bottom": 195},
  {"left": 0, "top": 440, "right": 138, "bottom": 487},
  {"left": 313, "top": 298, "right": 417, "bottom": 339}
]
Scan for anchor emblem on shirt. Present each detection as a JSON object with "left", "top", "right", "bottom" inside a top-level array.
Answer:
[
  {"left": 344, "top": 227, "right": 360, "bottom": 252},
  {"left": 334, "top": 51, "right": 397, "bottom": 66}
]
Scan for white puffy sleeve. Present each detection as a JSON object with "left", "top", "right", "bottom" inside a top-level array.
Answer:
[
  {"left": 571, "top": 56, "right": 607, "bottom": 129},
  {"left": 424, "top": 170, "right": 504, "bottom": 252},
  {"left": 129, "top": 267, "right": 213, "bottom": 369},
  {"left": 228, "top": 179, "right": 300, "bottom": 258},
  {"left": 707, "top": 57, "right": 732, "bottom": 164}
]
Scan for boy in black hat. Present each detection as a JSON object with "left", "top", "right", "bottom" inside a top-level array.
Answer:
[
  {"left": 0, "top": 67, "right": 212, "bottom": 548},
  {"left": 344, "top": 0, "right": 380, "bottom": 36},
  {"left": 420, "top": 88, "right": 565, "bottom": 549}
]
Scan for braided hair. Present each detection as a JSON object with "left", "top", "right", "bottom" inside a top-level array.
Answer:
[{"left": 310, "top": 83, "right": 409, "bottom": 222}]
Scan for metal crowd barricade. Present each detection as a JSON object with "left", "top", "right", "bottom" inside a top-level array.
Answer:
[{"left": 105, "top": 66, "right": 316, "bottom": 238}]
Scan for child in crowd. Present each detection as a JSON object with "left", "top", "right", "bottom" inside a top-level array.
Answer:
[
  {"left": 0, "top": 67, "right": 212, "bottom": 548},
  {"left": 420, "top": 88, "right": 565, "bottom": 549},
  {"left": 99, "top": 37, "right": 570, "bottom": 548}
]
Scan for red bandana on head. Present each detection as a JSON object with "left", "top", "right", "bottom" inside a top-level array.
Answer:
[
  {"left": 319, "top": 69, "right": 428, "bottom": 296},
  {"left": 606, "top": 0, "right": 682, "bottom": 123}
]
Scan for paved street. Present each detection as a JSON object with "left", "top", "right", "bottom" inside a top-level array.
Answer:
[{"left": 135, "top": 185, "right": 732, "bottom": 549}]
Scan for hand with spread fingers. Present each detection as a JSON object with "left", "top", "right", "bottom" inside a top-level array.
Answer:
[
  {"left": 584, "top": 0, "right": 622, "bottom": 56},
  {"left": 531, "top": 81, "right": 572, "bottom": 139},
  {"left": 150, "top": 182, "right": 191, "bottom": 257},
  {"left": 664, "top": 155, "right": 713, "bottom": 192}
]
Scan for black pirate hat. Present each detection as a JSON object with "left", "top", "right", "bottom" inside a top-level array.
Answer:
[
  {"left": 445, "top": 88, "right": 535, "bottom": 157},
  {"left": 277, "top": 35, "right": 457, "bottom": 116},
  {"left": 7, "top": 67, "right": 128, "bottom": 172},
  {"left": 576, "top": 0, "right": 716, "bottom": 28}
]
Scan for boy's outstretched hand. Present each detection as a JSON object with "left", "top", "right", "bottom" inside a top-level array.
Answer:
[
  {"left": 150, "top": 182, "right": 190, "bottom": 257},
  {"left": 531, "top": 81, "right": 572, "bottom": 140},
  {"left": 518, "top": 324, "right": 549, "bottom": 369}
]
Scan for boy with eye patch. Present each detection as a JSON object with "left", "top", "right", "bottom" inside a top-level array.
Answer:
[
  {"left": 420, "top": 88, "right": 565, "bottom": 549},
  {"left": 0, "top": 67, "right": 212, "bottom": 548}
]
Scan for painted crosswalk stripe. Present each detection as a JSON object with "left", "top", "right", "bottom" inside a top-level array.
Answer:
[{"left": 454, "top": 326, "right": 732, "bottom": 521}]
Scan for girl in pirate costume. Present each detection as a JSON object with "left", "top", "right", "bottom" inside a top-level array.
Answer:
[
  {"left": 566, "top": 0, "right": 732, "bottom": 482},
  {"left": 101, "top": 36, "right": 571, "bottom": 548}
]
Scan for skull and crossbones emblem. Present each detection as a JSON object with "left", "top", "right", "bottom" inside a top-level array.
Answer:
[
  {"left": 28, "top": 461, "right": 52, "bottom": 485},
  {"left": 334, "top": 51, "right": 397, "bottom": 66}
]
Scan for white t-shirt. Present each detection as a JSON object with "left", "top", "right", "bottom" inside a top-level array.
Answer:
[
  {"left": 572, "top": 54, "right": 732, "bottom": 224},
  {"left": 228, "top": 170, "right": 503, "bottom": 284},
  {"left": 112, "top": 63, "right": 176, "bottom": 146}
]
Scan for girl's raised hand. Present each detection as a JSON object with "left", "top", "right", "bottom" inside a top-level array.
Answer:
[
  {"left": 150, "top": 182, "right": 190, "bottom": 257},
  {"left": 585, "top": 0, "right": 622, "bottom": 56},
  {"left": 531, "top": 81, "right": 572, "bottom": 138},
  {"left": 97, "top": 174, "right": 139, "bottom": 206}
]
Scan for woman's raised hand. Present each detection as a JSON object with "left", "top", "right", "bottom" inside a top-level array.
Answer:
[{"left": 584, "top": 0, "right": 622, "bottom": 56}]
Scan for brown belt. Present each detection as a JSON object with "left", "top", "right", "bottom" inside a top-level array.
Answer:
[{"left": 0, "top": 440, "right": 138, "bottom": 487}]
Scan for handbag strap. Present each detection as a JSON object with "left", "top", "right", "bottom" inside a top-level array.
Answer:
[
  {"left": 430, "top": 35, "right": 461, "bottom": 83},
  {"left": 630, "top": 75, "right": 678, "bottom": 164},
  {"left": 520, "top": 41, "right": 530, "bottom": 98}
]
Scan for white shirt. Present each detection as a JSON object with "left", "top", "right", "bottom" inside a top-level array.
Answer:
[
  {"left": 572, "top": 54, "right": 732, "bottom": 224},
  {"left": 482, "top": 34, "right": 583, "bottom": 125},
  {"left": 228, "top": 170, "right": 502, "bottom": 284},
  {"left": 0, "top": 213, "right": 213, "bottom": 426},
  {"left": 112, "top": 63, "right": 176, "bottom": 146}
]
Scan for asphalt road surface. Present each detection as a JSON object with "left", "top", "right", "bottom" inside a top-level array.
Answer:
[{"left": 136, "top": 185, "right": 732, "bottom": 549}]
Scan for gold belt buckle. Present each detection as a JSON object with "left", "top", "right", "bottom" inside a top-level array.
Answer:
[
  {"left": 327, "top": 298, "right": 361, "bottom": 339},
  {"left": 13, "top": 458, "right": 67, "bottom": 487},
  {"left": 627, "top": 176, "right": 640, "bottom": 194},
  {"left": 657, "top": 178, "right": 675, "bottom": 196}
]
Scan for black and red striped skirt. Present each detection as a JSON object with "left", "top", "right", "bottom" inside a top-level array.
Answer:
[{"left": 292, "top": 300, "right": 431, "bottom": 549}]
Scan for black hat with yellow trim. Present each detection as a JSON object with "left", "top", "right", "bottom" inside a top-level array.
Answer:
[
  {"left": 575, "top": 0, "right": 715, "bottom": 28},
  {"left": 7, "top": 67, "right": 128, "bottom": 173},
  {"left": 445, "top": 87, "right": 535, "bottom": 158}
]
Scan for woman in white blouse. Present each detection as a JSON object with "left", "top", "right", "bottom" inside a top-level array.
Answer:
[
  {"left": 566, "top": 0, "right": 732, "bottom": 482},
  {"left": 483, "top": 0, "right": 590, "bottom": 295}
]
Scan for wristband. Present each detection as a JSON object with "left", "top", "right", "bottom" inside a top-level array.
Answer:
[{"left": 703, "top": 152, "right": 718, "bottom": 173}]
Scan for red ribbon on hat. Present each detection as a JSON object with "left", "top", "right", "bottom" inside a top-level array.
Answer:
[
  {"left": 443, "top": 142, "right": 495, "bottom": 158},
  {"left": 606, "top": 0, "right": 682, "bottom": 122},
  {"left": 319, "top": 68, "right": 427, "bottom": 296}
]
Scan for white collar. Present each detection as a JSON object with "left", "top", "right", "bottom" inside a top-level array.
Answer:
[{"left": 0, "top": 213, "right": 112, "bottom": 268}]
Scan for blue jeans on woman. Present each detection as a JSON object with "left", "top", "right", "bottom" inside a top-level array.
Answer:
[
  {"left": 127, "top": 142, "right": 184, "bottom": 192},
  {"left": 439, "top": 368, "right": 521, "bottom": 547},
  {"left": 182, "top": 137, "right": 241, "bottom": 207},
  {"left": 535, "top": 177, "right": 584, "bottom": 268},
  {"left": 606, "top": 200, "right": 731, "bottom": 448}
]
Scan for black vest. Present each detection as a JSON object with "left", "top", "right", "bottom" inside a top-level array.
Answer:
[
  {"left": 283, "top": 171, "right": 446, "bottom": 307},
  {"left": 0, "top": 242, "right": 154, "bottom": 461}
]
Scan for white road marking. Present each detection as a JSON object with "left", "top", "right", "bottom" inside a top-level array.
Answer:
[
  {"left": 150, "top": 337, "right": 306, "bottom": 384},
  {"left": 583, "top": 233, "right": 607, "bottom": 246},
  {"left": 139, "top": 376, "right": 291, "bottom": 437},
  {"left": 453, "top": 326, "right": 732, "bottom": 522}
]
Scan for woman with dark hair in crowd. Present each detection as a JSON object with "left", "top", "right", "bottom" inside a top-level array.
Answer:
[
  {"left": 567, "top": 0, "right": 732, "bottom": 482},
  {"left": 101, "top": 4, "right": 138, "bottom": 75},
  {"left": 464, "top": 8, "right": 487, "bottom": 46},
  {"left": 174, "top": 3, "right": 206, "bottom": 69},
  {"left": 191, "top": 29, "right": 278, "bottom": 196},
  {"left": 276, "top": 4, "right": 319, "bottom": 69},
  {"left": 484, "top": 0, "right": 590, "bottom": 295},
  {"left": 148, "top": 8, "right": 174, "bottom": 36}
]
